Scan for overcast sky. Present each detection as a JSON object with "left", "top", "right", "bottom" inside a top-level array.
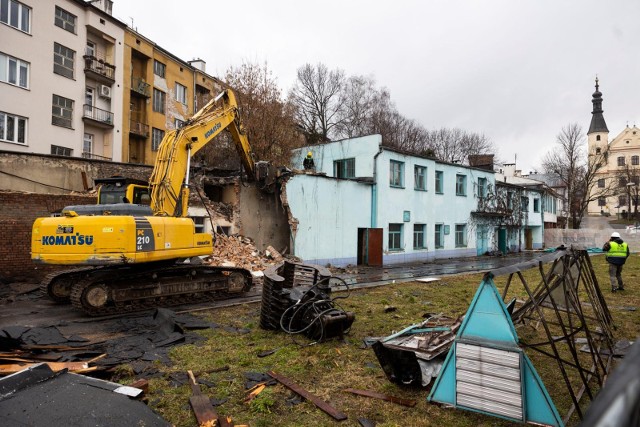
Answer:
[{"left": 114, "top": 0, "right": 640, "bottom": 173}]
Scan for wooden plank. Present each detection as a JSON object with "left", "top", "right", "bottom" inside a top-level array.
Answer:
[
  {"left": 267, "top": 371, "right": 347, "bottom": 421},
  {"left": 343, "top": 388, "right": 417, "bottom": 407},
  {"left": 187, "top": 370, "right": 219, "bottom": 427},
  {"left": 0, "top": 361, "right": 97, "bottom": 375}
]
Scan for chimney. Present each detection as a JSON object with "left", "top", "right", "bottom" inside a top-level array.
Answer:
[
  {"left": 189, "top": 59, "right": 206, "bottom": 72},
  {"left": 468, "top": 154, "right": 494, "bottom": 171},
  {"left": 89, "top": 0, "right": 113, "bottom": 15}
]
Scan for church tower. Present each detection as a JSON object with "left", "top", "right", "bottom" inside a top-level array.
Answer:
[{"left": 587, "top": 77, "right": 609, "bottom": 157}]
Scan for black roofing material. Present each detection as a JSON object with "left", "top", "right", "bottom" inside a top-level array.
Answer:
[{"left": 0, "top": 364, "right": 170, "bottom": 427}]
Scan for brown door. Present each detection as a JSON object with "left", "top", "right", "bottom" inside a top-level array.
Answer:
[
  {"left": 525, "top": 229, "right": 533, "bottom": 250},
  {"left": 357, "top": 228, "right": 383, "bottom": 266}
]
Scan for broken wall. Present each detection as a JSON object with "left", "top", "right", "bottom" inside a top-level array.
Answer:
[
  {"left": 284, "top": 174, "right": 372, "bottom": 266},
  {"left": 237, "top": 183, "right": 290, "bottom": 253},
  {"left": 0, "top": 151, "right": 152, "bottom": 194},
  {"left": 0, "top": 191, "right": 95, "bottom": 282}
]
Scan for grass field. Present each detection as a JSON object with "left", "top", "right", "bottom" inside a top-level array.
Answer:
[{"left": 125, "top": 253, "right": 639, "bottom": 427}]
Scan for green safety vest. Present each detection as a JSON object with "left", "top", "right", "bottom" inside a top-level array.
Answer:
[{"left": 607, "top": 241, "right": 628, "bottom": 258}]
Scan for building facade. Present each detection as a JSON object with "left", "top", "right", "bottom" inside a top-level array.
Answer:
[
  {"left": 287, "top": 135, "right": 503, "bottom": 266},
  {"left": 0, "top": 0, "right": 125, "bottom": 160},
  {"left": 587, "top": 78, "right": 640, "bottom": 217},
  {"left": 122, "top": 29, "right": 223, "bottom": 164}
]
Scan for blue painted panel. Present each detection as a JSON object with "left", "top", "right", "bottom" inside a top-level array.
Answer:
[
  {"left": 522, "top": 354, "right": 564, "bottom": 427},
  {"left": 427, "top": 343, "right": 457, "bottom": 405}
]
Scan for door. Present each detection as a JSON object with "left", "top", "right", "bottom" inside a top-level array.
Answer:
[
  {"left": 476, "top": 226, "right": 488, "bottom": 256},
  {"left": 498, "top": 228, "right": 507, "bottom": 255},
  {"left": 525, "top": 229, "right": 533, "bottom": 250},
  {"left": 357, "top": 228, "right": 383, "bottom": 266}
]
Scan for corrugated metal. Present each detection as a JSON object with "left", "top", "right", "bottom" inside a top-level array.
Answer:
[{"left": 456, "top": 343, "right": 523, "bottom": 421}]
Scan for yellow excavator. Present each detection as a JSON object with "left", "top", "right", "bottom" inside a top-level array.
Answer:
[{"left": 32, "top": 89, "right": 273, "bottom": 315}]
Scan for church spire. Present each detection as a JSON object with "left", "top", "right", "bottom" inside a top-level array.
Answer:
[{"left": 588, "top": 76, "right": 609, "bottom": 134}]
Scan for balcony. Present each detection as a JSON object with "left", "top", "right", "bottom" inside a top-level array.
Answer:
[
  {"left": 82, "top": 152, "right": 112, "bottom": 161},
  {"left": 129, "top": 119, "right": 149, "bottom": 138},
  {"left": 131, "top": 76, "right": 150, "bottom": 98},
  {"left": 83, "top": 55, "right": 115, "bottom": 84},
  {"left": 82, "top": 104, "right": 114, "bottom": 128}
]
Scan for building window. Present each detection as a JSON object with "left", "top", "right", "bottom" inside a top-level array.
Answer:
[
  {"left": 598, "top": 197, "right": 606, "bottom": 207},
  {"left": 192, "top": 217, "right": 206, "bottom": 233},
  {"left": 175, "top": 118, "right": 185, "bottom": 129},
  {"left": 176, "top": 83, "right": 187, "bottom": 104},
  {"left": 83, "top": 133, "right": 93, "bottom": 155},
  {"left": 52, "top": 95, "right": 73, "bottom": 128},
  {"left": 435, "top": 170, "right": 443, "bottom": 194},
  {"left": 85, "top": 40, "right": 96, "bottom": 57},
  {"left": 151, "top": 128, "right": 165, "bottom": 151},
  {"left": 0, "top": 52, "right": 29, "bottom": 88},
  {"left": 455, "top": 224, "right": 467, "bottom": 247},
  {"left": 414, "top": 165, "right": 427, "bottom": 190},
  {"left": 51, "top": 145, "right": 72, "bottom": 156},
  {"left": 617, "top": 156, "right": 625, "bottom": 166},
  {"left": 477, "top": 177, "right": 487, "bottom": 198},
  {"left": 619, "top": 177, "right": 628, "bottom": 187},
  {"left": 388, "top": 223, "right": 403, "bottom": 251},
  {"left": 434, "top": 224, "right": 444, "bottom": 248},
  {"left": 596, "top": 135, "right": 601, "bottom": 141},
  {"left": 507, "top": 191, "right": 514, "bottom": 209},
  {"left": 633, "top": 156, "right": 639, "bottom": 166},
  {"left": 153, "top": 89, "right": 166, "bottom": 113},
  {"left": 0, "top": 0, "right": 30, "bottom": 33},
  {"left": 521, "top": 196, "right": 529, "bottom": 210},
  {"left": 54, "top": 6, "right": 76, "bottom": 33},
  {"left": 619, "top": 196, "right": 627, "bottom": 207},
  {"left": 53, "top": 43, "right": 75, "bottom": 79},
  {"left": 413, "top": 224, "right": 426, "bottom": 249},
  {"left": 533, "top": 198, "right": 540, "bottom": 212},
  {"left": 456, "top": 174, "right": 467, "bottom": 196},
  {"left": 598, "top": 178, "right": 605, "bottom": 188},
  {"left": 390, "top": 160, "right": 404, "bottom": 187},
  {"left": 0, "top": 111, "right": 26, "bottom": 145},
  {"left": 595, "top": 147, "right": 601, "bottom": 154},
  {"left": 334, "top": 158, "right": 355, "bottom": 178},
  {"left": 153, "top": 60, "right": 165, "bottom": 77}
]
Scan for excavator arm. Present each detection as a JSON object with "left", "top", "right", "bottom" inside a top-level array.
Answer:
[{"left": 149, "top": 89, "right": 255, "bottom": 217}]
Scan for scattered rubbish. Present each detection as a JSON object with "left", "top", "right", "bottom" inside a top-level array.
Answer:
[
  {"left": 0, "top": 363, "right": 169, "bottom": 426},
  {"left": 372, "top": 315, "right": 461, "bottom": 386},
  {"left": 383, "top": 306, "right": 397, "bottom": 313},
  {"left": 260, "top": 261, "right": 355, "bottom": 342},
  {"left": 343, "top": 388, "right": 417, "bottom": 407},
  {"left": 580, "top": 339, "right": 635, "bottom": 357},
  {"left": 267, "top": 370, "right": 347, "bottom": 421},
  {"left": 415, "top": 277, "right": 440, "bottom": 283},
  {"left": 244, "top": 383, "right": 266, "bottom": 403},
  {"left": 188, "top": 370, "right": 219, "bottom": 427},
  {"left": 284, "top": 392, "right": 304, "bottom": 407},
  {"left": 257, "top": 349, "right": 277, "bottom": 358},
  {"left": 429, "top": 271, "right": 564, "bottom": 427}
]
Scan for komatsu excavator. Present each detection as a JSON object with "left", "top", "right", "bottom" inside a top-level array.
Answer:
[{"left": 32, "top": 89, "right": 271, "bottom": 315}]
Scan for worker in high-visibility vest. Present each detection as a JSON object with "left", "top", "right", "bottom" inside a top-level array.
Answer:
[{"left": 603, "top": 231, "right": 630, "bottom": 292}]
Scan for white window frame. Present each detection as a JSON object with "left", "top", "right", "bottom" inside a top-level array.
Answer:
[
  {"left": 388, "top": 223, "right": 403, "bottom": 251},
  {"left": 390, "top": 160, "right": 404, "bottom": 188},
  {"left": 435, "top": 223, "right": 444, "bottom": 248},
  {"left": 333, "top": 158, "right": 355, "bottom": 178},
  {"left": 456, "top": 174, "right": 467, "bottom": 196},
  {"left": 176, "top": 82, "right": 187, "bottom": 104},
  {"left": 83, "top": 133, "right": 93, "bottom": 155},
  {"left": 51, "top": 144, "right": 72, "bottom": 156},
  {"left": 152, "top": 127, "right": 165, "bottom": 151},
  {"left": 413, "top": 224, "right": 426, "bottom": 249},
  {"left": 435, "top": 170, "right": 444, "bottom": 194},
  {"left": 153, "top": 60, "right": 165, "bottom": 78},
  {"left": 153, "top": 89, "right": 165, "bottom": 113},
  {"left": 54, "top": 6, "right": 76, "bottom": 34},
  {"left": 53, "top": 42, "right": 75, "bottom": 79},
  {"left": 0, "top": 52, "right": 29, "bottom": 88},
  {"left": 455, "top": 224, "right": 467, "bottom": 247},
  {"left": 85, "top": 40, "right": 96, "bottom": 57},
  {"left": 0, "top": 111, "right": 27, "bottom": 145},
  {"left": 0, "top": 0, "right": 31, "bottom": 33},
  {"left": 414, "top": 165, "right": 427, "bottom": 191}
]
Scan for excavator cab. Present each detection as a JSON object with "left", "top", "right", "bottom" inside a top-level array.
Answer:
[{"left": 95, "top": 176, "right": 150, "bottom": 205}]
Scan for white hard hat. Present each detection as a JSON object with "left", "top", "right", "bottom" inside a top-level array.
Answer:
[{"left": 611, "top": 232, "right": 621, "bottom": 238}]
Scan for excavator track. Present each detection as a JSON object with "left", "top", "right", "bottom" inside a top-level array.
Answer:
[
  {"left": 69, "top": 264, "right": 253, "bottom": 316},
  {"left": 40, "top": 267, "right": 102, "bottom": 303}
]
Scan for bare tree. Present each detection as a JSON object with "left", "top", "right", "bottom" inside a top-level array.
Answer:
[
  {"left": 542, "top": 123, "right": 614, "bottom": 228},
  {"left": 334, "top": 74, "right": 378, "bottom": 139},
  {"left": 423, "top": 128, "right": 496, "bottom": 164},
  {"left": 289, "top": 63, "right": 345, "bottom": 144},
  {"left": 195, "top": 61, "right": 302, "bottom": 170}
]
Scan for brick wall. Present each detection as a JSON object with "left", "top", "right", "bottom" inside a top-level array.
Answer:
[{"left": 0, "top": 192, "right": 95, "bottom": 282}]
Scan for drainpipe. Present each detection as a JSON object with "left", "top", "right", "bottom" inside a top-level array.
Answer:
[
  {"left": 371, "top": 145, "right": 383, "bottom": 228},
  {"left": 541, "top": 191, "right": 545, "bottom": 249}
]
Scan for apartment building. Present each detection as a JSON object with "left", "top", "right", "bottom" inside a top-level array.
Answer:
[
  {"left": 123, "top": 29, "right": 223, "bottom": 165},
  {"left": 0, "top": 0, "right": 126, "bottom": 160}
]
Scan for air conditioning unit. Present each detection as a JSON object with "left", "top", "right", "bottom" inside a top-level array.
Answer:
[{"left": 99, "top": 85, "right": 111, "bottom": 99}]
